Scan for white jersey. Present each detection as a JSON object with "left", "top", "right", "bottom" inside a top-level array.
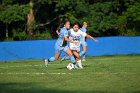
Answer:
[{"left": 69, "top": 29, "right": 87, "bottom": 52}]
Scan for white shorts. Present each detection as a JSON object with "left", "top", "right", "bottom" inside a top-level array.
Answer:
[{"left": 69, "top": 42, "right": 80, "bottom": 52}]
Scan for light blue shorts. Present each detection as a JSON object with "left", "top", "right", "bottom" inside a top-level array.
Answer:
[
  {"left": 55, "top": 45, "right": 69, "bottom": 54},
  {"left": 81, "top": 41, "right": 87, "bottom": 47}
]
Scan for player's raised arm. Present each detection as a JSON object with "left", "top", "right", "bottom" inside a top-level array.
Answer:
[
  {"left": 86, "top": 34, "right": 98, "bottom": 42},
  {"left": 79, "top": 29, "right": 98, "bottom": 42},
  {"left": 56, "top": 29, "right": 60, "bottom": 35}
]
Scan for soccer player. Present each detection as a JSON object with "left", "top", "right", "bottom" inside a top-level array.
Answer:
[
  {"left": 69, "top": 22, "right": 98, "bottom": 68},
  {"left": 44, "top": 21, "right": 77, "bottom": 68},
  {"left": 61, "top": 22, "right": 98, "bottom": 61},
  {"left": 79, "top": 22, "right": 89, "bottom": 61}
]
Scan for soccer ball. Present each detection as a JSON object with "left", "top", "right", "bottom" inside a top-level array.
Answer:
[{"left": 67, "top": 63, "right": 74, "bottom": 70}]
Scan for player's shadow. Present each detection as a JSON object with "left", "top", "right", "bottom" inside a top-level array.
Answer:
[
  {"left": 0, "top": 82, "right": 129, "bottom": 93},
  {"left": 57, "top": 66, "right": 66, "bottom": 69},
  {"left": 83, "top": 64, "right": 90, "bottom": 67}
]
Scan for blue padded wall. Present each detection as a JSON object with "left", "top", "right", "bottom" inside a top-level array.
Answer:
[{"left": 0, "top": 36, "right": 140, "bottom": 61}]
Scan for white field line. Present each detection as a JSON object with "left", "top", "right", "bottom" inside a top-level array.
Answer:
[
  {"left": 0, "top": 64, "right": 65, "bottom": 69},
  {"left": 0, "top": 64, "right": 43, "bottom": 68},
  {"left": 0, "top": 72, "right": 134, "bottom": 75},
  {"left": 93, "top": 57, "right": 140, "bottom": 61},
  {"left": 0, "top": 72, "right": 71, "bottom": 75}
]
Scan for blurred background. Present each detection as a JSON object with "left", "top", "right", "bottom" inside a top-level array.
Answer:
[{"left": 0, "top": 0, "right": 140, "bottom": 41}]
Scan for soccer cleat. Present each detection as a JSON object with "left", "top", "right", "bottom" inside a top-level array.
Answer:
[
  {"left": 78, "top": 63, "right": 83, "bottom": 69},
  {"left": 79, "top": 66, "right": 83, "bottom": 69},
  {"left": 77, "top": 60, "right": 83, "bottom": 69},
  {"left": 44, "top": 59, "right": 49, "bottom": 67},
  {"left": 78, "top": 65, "right": 83, "bottom": 69},
  {"left": 74, "top": 64, "right": 79, "bottom": 69}
]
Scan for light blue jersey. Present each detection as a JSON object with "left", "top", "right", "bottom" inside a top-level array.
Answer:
[
  {"left": 80, "top": 27, "right": 87, "bottom": 33},
  {"left": 55, "top": 27, "right": 69, "bottom": 54},
  {"left": 80, "top": 27, "right": 87, "bottom": 46},
  {"left": 56, "top": 27, "right": 68, "bottom": 47},
  {"left": 47, "top": 27, "right": 76, "bottom": 64}
]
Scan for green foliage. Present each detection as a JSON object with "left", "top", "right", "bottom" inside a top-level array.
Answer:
[
  {"left": 85, "top": 1, "right": 118, "bottom": 36},
  {"left": 0, "top": 5, "right": 30, "bottom": 24},
  {"left": 117, "top": 1, "right": 140, "bottom": 36},
  {"left": 12, "top": 29, "right": 26, "bottom": 41},
  {"left": 1, "top": 0, "right": 13, "bottom": 4},
  {"left": 34, "top": 32, "right": 52, "bottom": 40},
  {"left": 127, "top": 3, "right": 140, "bottom": 20},
  {"left": 0, "top": 0, "right": 140, "bottom": 41}
]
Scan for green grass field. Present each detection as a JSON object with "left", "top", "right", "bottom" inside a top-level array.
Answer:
[{"left": 0, "top": 55, "right": 140, "bottom": 93}]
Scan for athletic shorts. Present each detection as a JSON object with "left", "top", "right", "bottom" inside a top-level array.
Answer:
[
  {"left": 69, "top": 42, "right": 80, "bottom": 52},
  {"left": 81, "top": 41, "right": 87, "bottom": 47},
  {"left": 55, "top": 45, "right": 69, "bottom": 54}
]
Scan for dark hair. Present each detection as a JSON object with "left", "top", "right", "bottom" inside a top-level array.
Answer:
[
  {"left": 73, "top": 22, "right": 79, "bottom": 27},
  {"left": 64, "top": 21, "right": 70, "bottom": 25}
]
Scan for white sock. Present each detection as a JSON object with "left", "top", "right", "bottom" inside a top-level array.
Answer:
[{"left": 77, "top": 59, "right": 83, "bottom": 68}]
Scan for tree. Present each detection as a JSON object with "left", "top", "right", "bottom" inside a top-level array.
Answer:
[
  {"left": 117, "top": 0, "right": 140, "bottom": 35},
  {"left": 27, "top": 0, "right": 34, "bottom": 35},
  {"left": 0, "top": 4, "right": 30, "bottom": 39},
  {"left": 0, "top": 0, "right": 140, "bottom": 41}
]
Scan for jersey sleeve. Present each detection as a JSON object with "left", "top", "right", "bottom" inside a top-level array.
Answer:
[
  {"left": 63, "top": 30, "right": 68, "bottom": 37},
  {"left": 67, "top": 29, "right": 71, "bottom": 36},
  {"left": 60, "top": 28, "right": 68, "bottom": 47},
  {"left": 79, "top": 30, "right": 87, "bottom": 37}
]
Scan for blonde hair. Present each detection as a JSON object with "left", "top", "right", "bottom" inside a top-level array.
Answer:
[{"left": 83, "top": 22, "right": 87, "bottom": 25}]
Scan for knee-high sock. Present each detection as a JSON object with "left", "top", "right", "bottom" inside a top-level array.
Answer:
[
  {"left": 70, "top": 56, "right": 76, "bottom": 64},
  {"left": 77, "top": 59, "right": 83, "bottom": 68},
  {"left": 79, "top": 51, "right": 85, "bottom": 57},
  {"left": 82, "top": 54, "right": 86, "bottom": 59},
  {"left": 65, "top": 56, "right": 70, "bottom": 60}
]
